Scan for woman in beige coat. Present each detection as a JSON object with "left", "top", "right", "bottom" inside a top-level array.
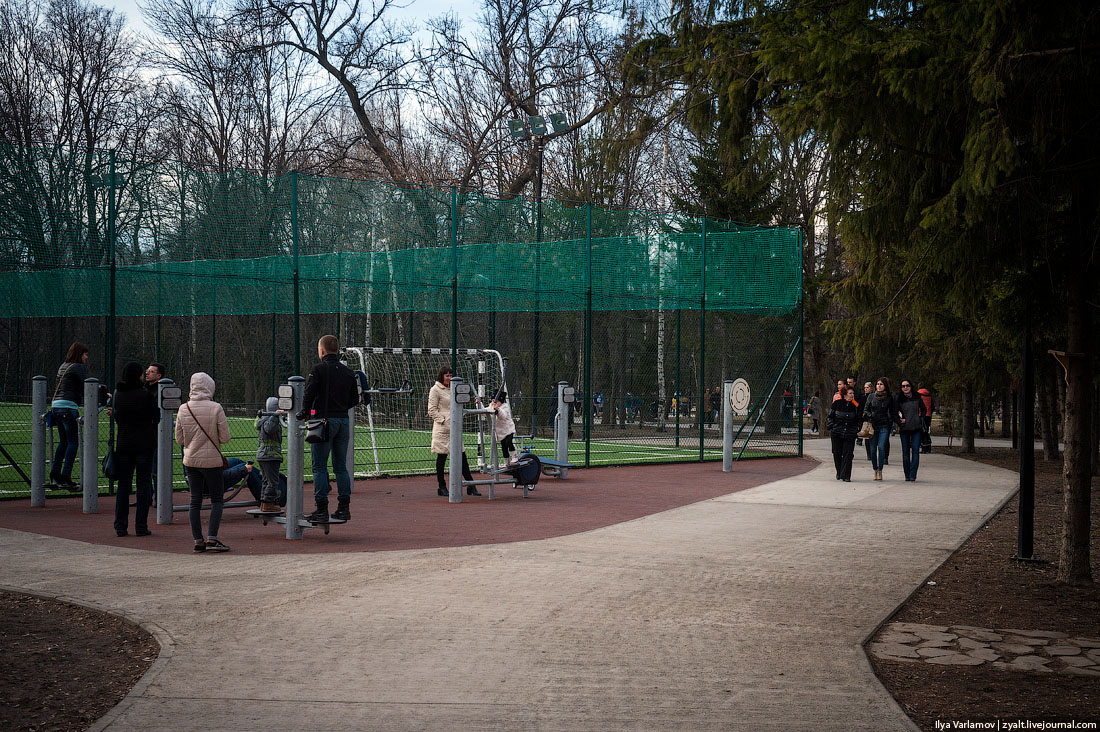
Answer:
[
  {"left": 427, "top": 366, "right": 478, "bottom": 497},
  {"left": 175, "top": 372, "right": 231, "bottom": 552}
]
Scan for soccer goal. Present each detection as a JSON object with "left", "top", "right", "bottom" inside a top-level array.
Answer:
[{"left": 343, "top": 347, "right": 507, "bottom": 476}]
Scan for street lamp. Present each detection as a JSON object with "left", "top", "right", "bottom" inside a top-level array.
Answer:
[{"left": 507, "top": 112, "right": 569, "bottom": 434}]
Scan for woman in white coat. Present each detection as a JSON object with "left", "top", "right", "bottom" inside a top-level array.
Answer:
[
  {"left": 427, "top": 366, "right": 478, "bottom": 497},
  {"left": 175, "top": 372, "right": 231, "bottom": 551}
]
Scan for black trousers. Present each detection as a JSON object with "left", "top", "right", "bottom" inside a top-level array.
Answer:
[
  {"left": 831, "top": 434, "right": 856, "bottom": 480},
  {"left": 436, "top": 452, "right": 473, "bottom": 489}
]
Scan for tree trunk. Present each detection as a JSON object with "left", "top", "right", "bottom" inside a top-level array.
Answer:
[
  {"left": 978, "top": 396, "right": 986, "bottom": 437},
  {"left": 963, "top": 385, "right": 976, "bottom": 453},
  {"left": 1056, "top": 276, "right": 1093, "bottom": 585},
  {"left": 1001, "top": 388, "right": 1011, "bottom": 438},
  {"left": 1037, "top": 374, "right": 1057, "bottom": 460}
]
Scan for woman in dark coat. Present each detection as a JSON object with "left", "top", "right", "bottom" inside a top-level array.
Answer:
[
  {"left": 863, "top": 377, "right": 897, "bottom": 481},
  {"left": 111, "top": 361, "right": 160, "bottom": 537},
  {"left": 827, "top": 385, "right": 861, "bottom": 481},
  {"left": 895, "top": 379, "right": 927, "bottom": 482}
]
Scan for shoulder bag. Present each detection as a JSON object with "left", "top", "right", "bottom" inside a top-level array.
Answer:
[
  {"left": 304, "top": 361, "right": 333, "bottom": 444},
  {"left": 857, "top": 419, "right": 874, "bottom": 439},
  {"left": 185, "top": 403, "right": 230, "bottom": 469}
]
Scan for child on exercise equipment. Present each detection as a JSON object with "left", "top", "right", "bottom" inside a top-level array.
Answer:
[
  {"left": 255, "top": 396, "right": 284, "bottom": 513},
  {"left": 490, "top": 390, "right": 517, "bottom": 463}
]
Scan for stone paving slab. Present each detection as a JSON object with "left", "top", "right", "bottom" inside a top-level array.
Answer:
[
  {"left": 871, "top": 622, "right": 1100, "bottom": 674},
  {"left": 0, "top": 439, "right": 1020, "bottom": 731}
]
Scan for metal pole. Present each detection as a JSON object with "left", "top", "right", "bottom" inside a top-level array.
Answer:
[
  {"left": 1016, "top": 334, "right": 1037, "bottom": 560},
  {"left": 291, "top": 171, "right": 301, "bottom": 376},
  {"left": 555, "top": 381, "right": 569, "bottom": 477},
  {"left": 31, "top": 376, "right": 47, "bottom": 506},
  {"left": 156, "top": 379, "right": 175, "bottom": 525},
  {"left": 584, "top": 203, "right": 592, "bottom": 468},
  {"left": 451, "top": 186, "right": 458, "bottom": 373},
  {"left": 82, "top": 378, "right": 99, "bottom": 514},
  {"left": 798, "top": 227, "right": 805, "bottom": 458},
  {"left": 532, "top": 137, "right": 543, "bottom": 436},
  {"left": 106, "top": 149, "right": 117, "bottom": 390},
  {"left": 723, "top": 379, "right": 734, "bottom": 472},
  {"left": 346, "top": 405, "right": 356, "bottom": 482},
  {"left": 699, "top": 217, "right": 706, "bottom": 460},
  {"left": 449, "top": 376, "right": 463, "bottom": 503},
  {"left": 285, "top": 376, "right": 306, "bottom": 539}
]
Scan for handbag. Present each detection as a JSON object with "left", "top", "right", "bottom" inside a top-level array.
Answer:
[
  {"left": 304, "top": 418, "right": 328, "bottom": 443},
  {"left": 857, "top": 420, "right": 874, "bottom": 439},
  {"left": 185, "top": 403, "right": 230, "bottom": 469},
  {"left": 303, "top": 360, "right": 333, "bottom": 444},
  {"left": 101, "top": 447, "right": 118, "bottom": 480}
]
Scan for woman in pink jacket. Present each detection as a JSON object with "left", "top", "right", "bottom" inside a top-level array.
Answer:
[{"left": 175, "top": 372, "right": 231, "bottom": 552}]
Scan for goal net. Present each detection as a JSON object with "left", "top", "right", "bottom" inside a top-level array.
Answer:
[{"left": 343, "top": 347, "right": 507, "bottom": 476}]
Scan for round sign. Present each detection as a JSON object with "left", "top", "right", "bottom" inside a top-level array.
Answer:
[{"left": 729, "top": 378, "right": 751, "bottom": 416}]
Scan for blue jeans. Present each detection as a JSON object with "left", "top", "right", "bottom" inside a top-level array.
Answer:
[
  {"left": 310, "top": 417, "right": 351, "bottom": 501},
  {"left": 900, "top": 431, "right": 921, "bottom": 480},
  {"left": 51, "top": 408, "right": 80, "bottom": 481},
  {"left": 113, "top": 451, "right": 153, "bottom": 533},
  {"left": 870, "top": 426, "right": 890, "bottom": 471}
]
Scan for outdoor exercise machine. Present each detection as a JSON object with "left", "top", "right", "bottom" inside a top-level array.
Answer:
[
  {"left": 29, "top": 375, "right": 103, "bottom": 513},
  {"left": 722, "top": 377, "right": 753, "bottom": 472},
  {"left": 245, "top": 376, "right": 344, "bottom": 538}
]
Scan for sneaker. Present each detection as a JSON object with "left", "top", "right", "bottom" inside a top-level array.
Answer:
[
  {"left": 259, "top": 501, "right": 281, "bottom": 513},
  {"left": 193, "top": 542, "right": 207, "bottom": 552},
  {"left": 205, "top": 539, "right": 230, "bottom": 552}
]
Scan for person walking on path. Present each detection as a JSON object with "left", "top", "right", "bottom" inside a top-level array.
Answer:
[
  {"left": 428, "top": 366, "right": 478, "bottom": 497},
  {"left": 917, "top": 383, "right": 935, "bottom": 453},
  {"left": 862, "top": 381, "right": 874, "bottom": 460},
  {"left": 895, "top": 379, "right": 927, "bottom": 481},
  {"left": 298, "top": 335, "right": 359, "bottom": 523},
  {"left": 255, "top": 396, "right": 284, "bottom": 513},
  {"left": 175, "top": 372, "right": 231, "bottom": 552},
  {"left": 826, "top": 385, "right": 860, "bottom": 481},
  {"left": 863, "top": 377, "right": 897, "bottom": 481},
  {"left": 111, "top": 361, "right": 159, "bottom": 537},
  {"left": 807, "top": 392, "right": 821, "bottom": 434}
]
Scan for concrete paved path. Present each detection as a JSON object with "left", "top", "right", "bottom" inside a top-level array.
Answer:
[{"left": 0, "top": 440, "right": 1019, "bottom": 731}]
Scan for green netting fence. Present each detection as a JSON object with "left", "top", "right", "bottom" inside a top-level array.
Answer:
[{"left": 0, "top": 142, "right": 804, "bottom": 497}]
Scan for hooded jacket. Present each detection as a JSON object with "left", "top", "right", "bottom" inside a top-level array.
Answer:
[
  {"left": 175, "top": 372, "right": 230, "bottom": 468},
  {"left": 255, "top": 396, "right": 283, "bottom": 462}
]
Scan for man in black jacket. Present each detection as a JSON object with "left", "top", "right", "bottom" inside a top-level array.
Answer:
[{"left": 298, "top": 335, "right": 359, "bottom": 522}]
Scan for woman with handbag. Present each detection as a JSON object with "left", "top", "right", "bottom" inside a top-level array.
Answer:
[
  {"left": 111, "top": 362, "right": 159, "bottom": 537},
  {"left": 827, "top": 385, "right": 861, "bottom": 481},
  {"left": 862, "top": 377, "right": 898, "bottom": 481},
  {"left": 175, "top": 372, "right": 231, "bottom": 552}
]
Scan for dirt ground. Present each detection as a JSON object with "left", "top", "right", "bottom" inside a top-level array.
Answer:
[
  {"left": 0, "top": 592, "right": 158, "bottom": 732},
  {"left": 0, "top": 447, "right": 1097, "bottom": 730},
  {"left": 870, "top": 446, "right": 1100, "bottom": 729}
]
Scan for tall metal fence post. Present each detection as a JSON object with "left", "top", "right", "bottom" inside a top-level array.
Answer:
[
  {"left": 584, "top": 203, "right": 592, "bottom": 468},
  {"left": 723, "top": 379, "right": 734, "bottom": 472},
  {"left": 156, "top": 379, "right": 175, "bottom": 525},
  {"left": 798, "top": 230, "right": 805, "bottom": 457},
  {"left": 82, "top": 378, "right": 99, "bottom": 514},
  {"left": 346, "top": 404, "right": 356, "bottom": 481},
  {"left": 699, "top": 216, "right": 707, "bottom": 460},
  {"left": 450, "top": 186, "right": 458, "bottom": 372},
  {"left": 291, "top": 171, "right": 301, "bottom": 376},
  {"left": 286, "top": 376, "right": 306, "bottom": 540},
  {"left": 106, "top": 149, "right": 117, "bottom": 390},
  {"left": 31, "top": 376, "right": 47, "bottom": 506}
]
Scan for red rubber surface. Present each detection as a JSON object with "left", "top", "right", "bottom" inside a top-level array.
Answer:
[{"left": 0, "top": 459, "right": 814, "bottom": 555}]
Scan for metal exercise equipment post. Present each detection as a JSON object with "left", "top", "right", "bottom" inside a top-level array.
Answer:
[
  {"left": 723, "top": 379, "right": 734, "bottom": 472},
  {"left": 81, "top": 378, "right": 99, "bottom": 514},
  {"left": 30, "top": 375, "right": 46, "bottom": 506},
  {"left": 156, "top": 379, "right": 181, "bottom": 524},
  {"left": 276, "top": 376, "right": 310, "bottom": 539},
  {"left": 554, "top": 381, "right": 573, "bottom": 478}
]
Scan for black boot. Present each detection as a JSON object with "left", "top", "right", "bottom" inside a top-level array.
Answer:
[
  {"left": 306, "top": 498, "right": 329, "bottom": 523},
  {"left": 466, "top": 485, "right": 482, "bottom": 496},
  {"left": 332, "top": 496, "right": 351, "bottom": 521},
  {"left": 438, "top": 485, "right": 449, "bottom": 497}
]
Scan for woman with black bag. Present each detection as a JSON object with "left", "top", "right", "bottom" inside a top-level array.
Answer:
[
  {"left": 111, "top": 362, "right": 160, "bottom": 537},
  {"left": 175, "top": 372, "right": 231, "bottom": 552},
  {"left": 827, "top": 385, "right": 861, "bottom": 481},
  {"left": 863, "top": 377, "right": 898, "bottom": 481}
]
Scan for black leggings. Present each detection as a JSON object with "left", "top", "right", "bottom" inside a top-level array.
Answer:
[
  {"left": 436, "top": 452, "right": 473, "bottom": 489},
  {"left": 500, "top": 434, "right": 515, "bottom": 461}
]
